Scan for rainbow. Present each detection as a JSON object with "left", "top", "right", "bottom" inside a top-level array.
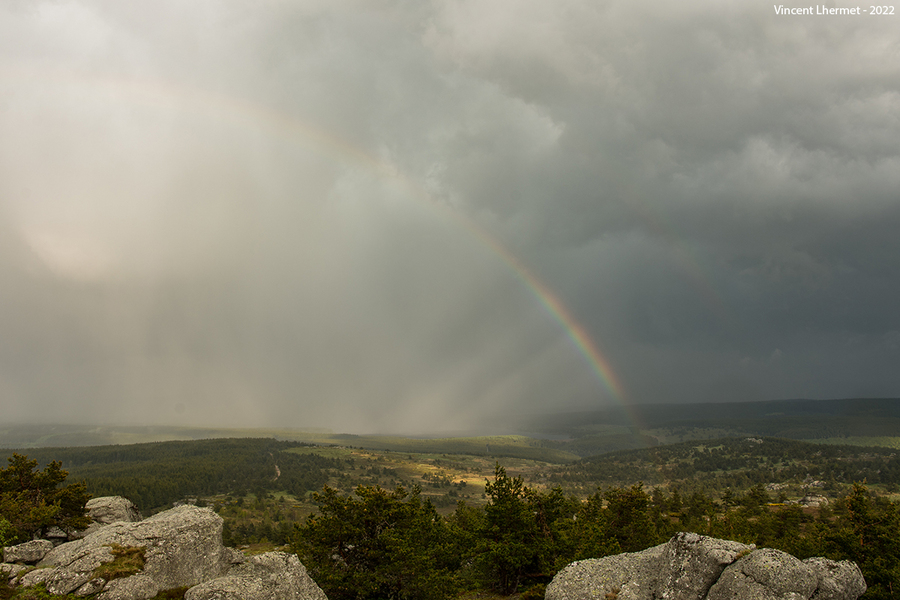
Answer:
[{"left": 1, "top": 63, "right": 631, "bottom": 410}]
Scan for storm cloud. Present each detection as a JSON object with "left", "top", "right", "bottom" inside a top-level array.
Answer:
[{"left": 1, "top": 0, "right": 898, "bottom": 433}]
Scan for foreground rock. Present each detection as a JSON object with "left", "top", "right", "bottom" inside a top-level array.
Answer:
[
  {"left": 803, "top": 557, "right": 868, "bottom": 600},
  {"left": 3, "top": 539, "right": 54, "bottom": 564},
  {"left": 7, "top": 500, "right": 329, "bottom": 600},
  {"left": 546, "top": 532, "right": 866, "bottom": 600},
  {"left": 20, "top": 505, "right": 231, "bottom": 597},
  {"left": 185, "top": 552, "right": 329, "bottom": 600},
  {"left": 655, "top": 533, "right": 754, "bottom": 600},
  {"left": 541, "top": 544, "right": 667, "bottom": 600},
  {"left": 1, "top": 563, "right": 26, "bottom": 581}
]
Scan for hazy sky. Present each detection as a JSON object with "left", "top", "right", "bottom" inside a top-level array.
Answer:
[{"left": 1, "top": 0, "right": 898, "bottom": 433}]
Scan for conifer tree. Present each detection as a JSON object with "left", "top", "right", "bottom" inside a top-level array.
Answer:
[
  {"left": 0, "top": 453, "right": 91, "bottom": 542},
  {"left": 292, "top": 484, "right": 456, "bottom": 600}
]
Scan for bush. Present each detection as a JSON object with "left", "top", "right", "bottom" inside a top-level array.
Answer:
[{"left": 522, "top": 583, "right": 546, "bottom": 600}]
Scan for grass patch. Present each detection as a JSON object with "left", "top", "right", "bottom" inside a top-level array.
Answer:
[
  {"left": 93, "top": 545, "right": 146, "bottom": 581},
  {"left": 239, "top": 542, "right": 288, "bottom": 555},
  {"left": 0, "top": 583, "right": 80, "bottom": 600}
]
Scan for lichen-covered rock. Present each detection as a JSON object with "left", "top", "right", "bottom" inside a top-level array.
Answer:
[
  {"left": 705, "top": 548, "right": 818, "bottom": 600},
  {"left": 3, "top": 539, "right": 54, "bottom": 564},
  {"left": 86, "top": 497, "right": 143, "bottom": 525},
  {"left": 654, "top": 532, "right": 754, "bottom": 600},
  {"left": 6, "top": 506, "right": 328, "bottom": 600},
  {"left": 222, "top": 547, "right": 246, "bottom": 567},
  {"left": 548, "top": 534, "right": 866, "bottom": 600},
  {"left": 804, "top": 557, "right": 867, "bottom": 600},
  {"left": 36, "top": 543, "right": 115, "bottom": 596},
  {"left": 75, "top": 577, "right": 107, "bottom": 596},
  {"left": 98, "top": 573, "right": 160, "bottom": 600},
  {"left": 36, "top": 505, "right": 230, "bottom": 596},
  {"left": 184, "top": 552, "right": 328, "bottom": 600},
  {"left": 74, "top": 496, "right": 145, "bottom": 539},
  {"left": 544, "top": 543, "right": 666, "bottom": 600},
  {"left": 18, "top": 567, "right": 55, "bottom": 588},
  {"left": 1, "top": 562, "right": 27, "bottom": 581}
]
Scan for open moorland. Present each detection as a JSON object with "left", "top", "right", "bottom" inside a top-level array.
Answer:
[
  {"left": 4, "top": 399, "right": 900, "bottom": 599},
  {"left": 4, "top": 432, "right": 900, "bottom": 599}
]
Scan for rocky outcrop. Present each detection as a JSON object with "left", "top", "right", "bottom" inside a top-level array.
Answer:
[
  {"left": 546, "top": 533, "right": 865, "bottom": 600},
  {"left": 799, "top": 494, "right": 829, "bottom": 508},
  {"left": 706, "top": 548, "right": 817, "bottom": 600},
  {"left": 23, "top": 504, "right": 230, "bottom": 596},
  {"left": 185, "top": 552, "right": 329, "bottom": 600},
  {"left": 4, "top": 498, "right": 329, "bottom": 600},
  {"left": 539, "top": 544, "right": 667, "bottom": 600},
  {"left": 69, "top": 496, "right": 145, "bottom": 540},
  {"left": 3, "top": 539, "right": 54, "bottom": 564},
  {"left": 804, "top": 557, "right": 868, "bottom": 600},
  {"left": 0, "top": 563, "right": 26, "bottom": 580},
  {"left": 99, "top": 574, "right": 162, "bottom": 600},
  {"left": 86, "top": 496, "right": 143, "bottom": 525},
  {"left": 654, "top": 533, "right": 754, "bottom": 600}
]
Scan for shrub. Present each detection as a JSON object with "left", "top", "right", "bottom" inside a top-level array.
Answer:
[{"left": 522, "top": 583, "right": 546, "bottom": 600}]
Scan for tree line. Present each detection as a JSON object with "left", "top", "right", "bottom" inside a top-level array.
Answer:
[
  {"left": 292, "top": 464, "right": 900, "bottom": 600},
  {"left": 544, "top": 437, "right": 900, "bottom": 493},
  {"left": 18, "top": 439, "right": 346, "bottom": 512},
  {"left": 4, "top": 442, "right": 899, "bottom": 599}
]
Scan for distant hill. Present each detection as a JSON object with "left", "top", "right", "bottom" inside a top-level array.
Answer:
[
  {"left": 537, "top": 436, "right": 900, "bottom": 497},
  {"left": 0, "top": 424, "right": 336, "bottom": 449},
  {"left": 521, "top": 397, "right": 900, "bottom": 456},
  {"left": 3, "top": 397, "right": 899, "bottom": 459},
  {"left": 0, "top": 426, "right": 578, "bottom": 463}
]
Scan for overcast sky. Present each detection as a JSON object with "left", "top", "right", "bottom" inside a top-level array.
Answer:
[{"left": 1, "top": 0, "right": 898, "bottom": 433}]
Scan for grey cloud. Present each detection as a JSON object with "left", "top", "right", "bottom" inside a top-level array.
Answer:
[{"left": 0, "top": 0, "right": 898, "bottom": 432}]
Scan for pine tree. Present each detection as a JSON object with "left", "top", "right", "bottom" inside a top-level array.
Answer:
[{"left": 0, "top": 453, "right": 91, "bottom": 542}]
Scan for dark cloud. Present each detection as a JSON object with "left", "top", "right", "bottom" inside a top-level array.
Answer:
[{"left": 0, "top": 0, "right": 898, "bottom": 433}]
